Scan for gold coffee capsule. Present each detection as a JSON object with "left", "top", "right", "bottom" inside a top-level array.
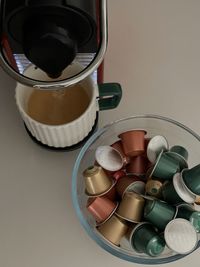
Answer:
[
  {"left": 145, "top": 179, "right": 163, "bottom": 198},
  {"left": 195, "top": 195, "right": 200, "bottom": 204},
  {"left": 116, "top": 192, "right": 145, "bottom": 223},
  {"left": 83, "top": 166, "right": 113, "bottom": 196},
  {"left": 97, "top": 215, "right": 128, "bottom": 246}
]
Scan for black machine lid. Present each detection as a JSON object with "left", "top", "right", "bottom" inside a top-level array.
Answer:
[{"left": 6, "top": 3, "right": 95, "bottom": 77}]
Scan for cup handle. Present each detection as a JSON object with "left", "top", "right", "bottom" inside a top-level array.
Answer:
[{"left": 97, "top": 83, "right": 122, "bottom": 110}]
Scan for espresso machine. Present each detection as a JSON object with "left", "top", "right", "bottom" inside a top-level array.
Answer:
[
  {"left": 0, "top": 0, "right": 107, "bottom": 88},
  {"left": 0, "top": 0, "right": 115, "bottom": 150}
]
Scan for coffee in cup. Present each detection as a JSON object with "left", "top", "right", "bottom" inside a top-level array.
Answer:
[{"left": 27, "top": 84, "right": 90, "bottom": 125}]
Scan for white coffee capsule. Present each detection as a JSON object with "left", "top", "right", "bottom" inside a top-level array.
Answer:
[
  {"left": 147, "top": 135, "right": 169, "bottom": 164},
  {"left": 95, "top": 146, "right": 124, "bottom": 172},
  {"left": 164, "top": 218, "right": 198, "bottom": 254},
  {"left": 173, "top": 173, "right": 196, "bottom": 204}
]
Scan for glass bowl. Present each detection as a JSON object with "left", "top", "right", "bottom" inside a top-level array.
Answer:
[{"left": 72, "top": 115, "right": 200, "bottom": 265}]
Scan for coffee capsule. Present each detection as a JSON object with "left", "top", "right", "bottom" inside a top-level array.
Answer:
[
  {"left": 176, "top": 204, "right": 194, "bottom": 219},
  {"left": 97, "top": 215, "right": 128, "bottom": 246},
  {"left": 162, "top": 181, "right": 183, "bottom": 204},
  {"left": 116, "top": 192, "right": 145, "bottom": 223},
  {"left": 126, "top": 156, "right": 149, "bottom": 176},
  {"left": 145, "top": 179, "right": 163, "bottom": 198},
  {"left": 164, "top": 219, "right": 198, "bottom": 254},
  {"left": 112, "top": 170, "right": 126, "bottom": 181},
  {"left": 176, "top": 204, "right": 200, "bottom": 232},
  {"left": 94, "top": 160, "right": 115, "bottom": 177},
  {"left": 111, "top": 140, "right": 130, "bottom": 165},
  {"left": 94, "top": 160, "right": 114, "bottom": 178},
  {"left": 167, "top": 145, "right": 188, "bottom": 170},
  {"left": 147, "top": 135, "right": 169, "bottom": 164},
  {"left": 195, "top": 195, "right": 200, "bottom": 204},
  {"left": 130, "top": 222, "right": 165, "bottom": 257},
  {"left": 125, "top": 180, "right": 146, "bottom": 196},
  {"left": 144, "top": 199, "right": 176, "bottom": 230},
  {"left": 87, "top": 197, "right": 118, "bottom": 224},
  {"left": 103, "top": 185, "right": 118, "bottom": 201},
  {"left": 173, "top": 173, "right": 196, "bottom": 204},
  {"left": 95, "top": 146, "right": 124, "bottom": 172},
  {"left": 119, "top": 130, "right": 146, "bottom": 157},
  {"left": 84, "top": 166, "right": 113, "bottom": 196},
  {"left": 116, "top": 176, "right": 136, "bottom": 197},
  {"left": 182, "top": 164, "right": 200, "bottom": 196},
  {"left": 166, "top": 152, "right": 188, "bottom": 171},
  {"left": 116, "top": 175, "right": 143, "bottom": 198},
  {"left": 170, "top": 145, "right": 188, "bottom": 160},
  {"left": 150, "top": 151, "right": 180, "bottom": 180}
]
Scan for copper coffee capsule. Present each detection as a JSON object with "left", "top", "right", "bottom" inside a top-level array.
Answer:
[
  {"left": 119, "top": 130, "right": 146, "bottom": 157},
  {"left": 126, "top": 156, "right": 148, "bottom": 175},
  {"left": 97, "top": 215, "right": 128, "bottom": 246},
  {"left": 116, "top": 175, "right": 143, "bottom": 198},
  {"left": 116, "top": 192, "right": 145, "bottom": 223},
  {"left": 87, "top": 197, "right": 118, "bottom": 224},
  {"left": 111, "top": 140, "right": 130, "bottom": 165},
  {"left": 84, "top": 166, "right": 113, "bottom": 196}
]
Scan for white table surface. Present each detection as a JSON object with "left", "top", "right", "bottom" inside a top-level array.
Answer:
[{"left": 1, "top": 1, "right": 200, "bottom": 266}]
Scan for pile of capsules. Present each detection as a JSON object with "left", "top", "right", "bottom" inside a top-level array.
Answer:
[{"left": 83, "top": 130, "right": 200, "bottom": 257}]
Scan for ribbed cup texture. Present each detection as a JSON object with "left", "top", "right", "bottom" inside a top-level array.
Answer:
[{"left": 17, "top": 100, "right": 97, "bottom": 148}]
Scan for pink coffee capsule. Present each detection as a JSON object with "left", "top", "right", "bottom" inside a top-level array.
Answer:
[{"left": 87, "top": 197, "right": 118, "bottom": 224}]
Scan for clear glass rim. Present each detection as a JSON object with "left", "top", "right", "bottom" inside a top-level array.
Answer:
[{"left": 72, "top": 114, "right": 200, "bottom": 264}]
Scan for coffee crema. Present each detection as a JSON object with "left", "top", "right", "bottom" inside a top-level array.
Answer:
[{"left": 27, "top": 84, "right": 90, "bottom": 125}]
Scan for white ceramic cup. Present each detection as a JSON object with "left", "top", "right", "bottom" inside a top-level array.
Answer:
[{"left": 15, "top": 62, "right": 122, "bottom": 148}]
